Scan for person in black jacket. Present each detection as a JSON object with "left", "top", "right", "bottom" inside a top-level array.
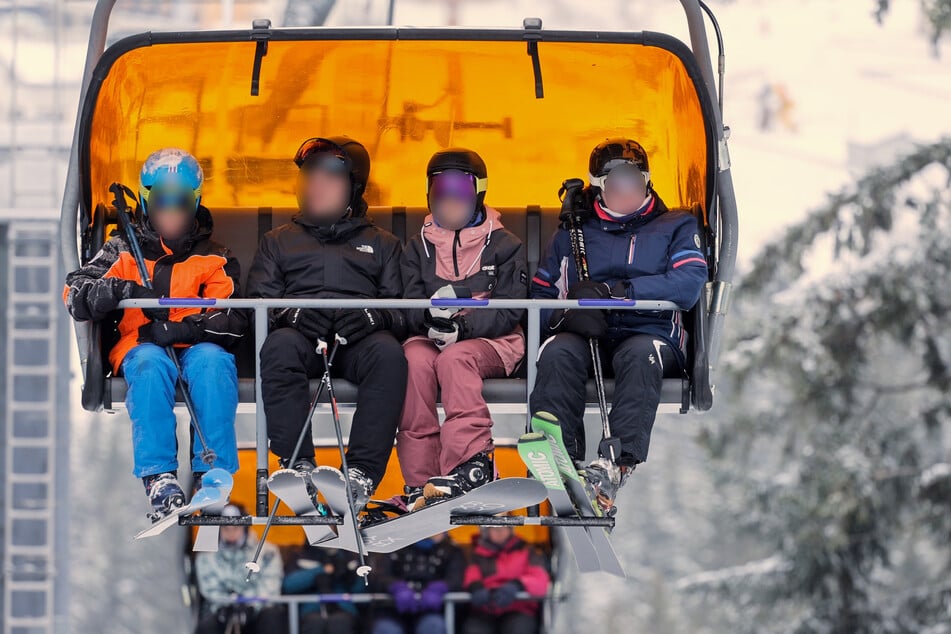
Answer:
[{"left": 247, "top": 136, "right": 408, "bottom": 510}]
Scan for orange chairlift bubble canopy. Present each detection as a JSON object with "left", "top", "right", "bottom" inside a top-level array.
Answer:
[{"left": 81, "top": 29, "right": 715, "bottom": 222}]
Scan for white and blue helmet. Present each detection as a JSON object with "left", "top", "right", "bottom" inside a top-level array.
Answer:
[{"left": 138, "top": 148, "right": 203, "bottom": 216}]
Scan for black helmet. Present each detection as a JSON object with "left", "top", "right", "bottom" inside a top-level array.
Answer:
[
  {"left": 426, "top": 148, "right": 488, "bottom": 215},
  {"left": 588, "top": 138, "right": 650, "bottom": 183},
  {"left": 294, "top": 135, "right": 371, "bottom": 214}
]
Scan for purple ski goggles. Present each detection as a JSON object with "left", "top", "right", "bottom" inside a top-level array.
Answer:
[{"left": 427, "top": 169, "right": 483, "bottom": 203}]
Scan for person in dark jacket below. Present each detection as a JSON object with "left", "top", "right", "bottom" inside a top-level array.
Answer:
[
  {"left": 369, "top": 532, "right": 466, "bottom": 634},
  {"left": 247, "top": 136, "right": 407, "bottom": 509},
  {"left": 529, "top": 138, "right": 708, "bottom": 514},
  {"left": 462, "top": 525, "right": 550, "bottom": 634},
  {"left": 399, "top": 149, "right": 527, "bottom": 509},
  {"left": 282, "top": 538, "right": 366, "bottom": 634},
  {"left": 63, "top": 148, "right": 244, "bottom": 521}
]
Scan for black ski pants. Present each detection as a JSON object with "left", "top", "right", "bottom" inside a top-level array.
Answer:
[
  {"left": 529, "top": 332, "right": 679, "bottom": 466},
  {"left": 260, "top": 328, "right": 407, "bottom": 484}
]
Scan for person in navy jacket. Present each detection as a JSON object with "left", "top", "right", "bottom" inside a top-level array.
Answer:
[{"left": 528, "top": 138, "right": 708, "bottom": 513}]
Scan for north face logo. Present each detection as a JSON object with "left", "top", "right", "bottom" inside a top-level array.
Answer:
[{"left": 355, "top": 244, "right": 374, "bottom": 254}]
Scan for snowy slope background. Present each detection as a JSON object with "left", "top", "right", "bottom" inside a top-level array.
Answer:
[{"left": 53, "top": 1, "right": 951, "bottom": 632}]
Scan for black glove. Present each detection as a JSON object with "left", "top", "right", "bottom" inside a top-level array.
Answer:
[
  {"left": 282, "top": 307, "right": 335, "bottom": 342},
  {"left": 491, "top": 581, "right": 522, "bottom": 609},
  {"left": 87, "top": 279, "right": 156, "bottom": 317},
  {"left": 556, "top": 280, "right": 610, "bottom": 338},
  {"left": 119, "top": 280, "right": 167, "bottom": 321},
  {"left": 334, "top": 308, "right": 390, "bottom": 345},
  {"left": 139, "top": 319, "right": 201, "bottom": 346},
  {"left": 468, "top": 583, "right": 491, "bottom": 608}
]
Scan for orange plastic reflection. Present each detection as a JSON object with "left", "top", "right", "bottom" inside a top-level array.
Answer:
[{"left": 88, "top": 38, "right": 708, "bottom": 217}]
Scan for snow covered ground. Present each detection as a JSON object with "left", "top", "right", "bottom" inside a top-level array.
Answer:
[{"left": 46, "top": 1, "right": 951, "bottom": 632}]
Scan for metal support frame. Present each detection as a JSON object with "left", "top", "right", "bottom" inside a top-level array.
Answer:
[{"left": 2, "top": 220, "right": 64, "bottom": 634}]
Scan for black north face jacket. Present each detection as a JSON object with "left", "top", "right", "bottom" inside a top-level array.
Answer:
[{"left": 246, "top": 213, "right": 405, "bottom": 334}]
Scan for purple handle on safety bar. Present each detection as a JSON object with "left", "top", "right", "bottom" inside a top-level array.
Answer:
[
  {"left": 158, "top": 297, "right": 218, "bottom": 307},
  {"left": 431, "top": 298, "right": 489, "bottom": 307},
  {"left": 577, "top": 298, "right": 637, "bottom": 307}
]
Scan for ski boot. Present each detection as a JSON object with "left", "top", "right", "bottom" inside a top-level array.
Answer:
[
  {"left": 345, "top": 466, "right": 375, "bottom": 513},
  {"left": 422, "top": 451, "right": 494, "bottom": 505},
  {"left": 579, "top": 457, "right": 634, "bottom": 519},
  {"left": 279, "top": 457, "right": 328, "bottom": 515},
  {"left": 403, "top": 484, "right": 425, "bottom": 511},
  {"left": 144, "top": 472, "right": 186, "bottom": 523}
]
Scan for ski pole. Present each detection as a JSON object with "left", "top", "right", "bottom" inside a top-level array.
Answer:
[
  {"left": 558, "top": 179, "right": 620, "bottom": 463},
  {"left": 110, "top": 183, "right": 218, "bottom": 468},
  {"left": 245, "top": 338, "right": 340, "bottom": 580},
  {"left": 320, "top": 336, "right": 373, "bottom": 583}
]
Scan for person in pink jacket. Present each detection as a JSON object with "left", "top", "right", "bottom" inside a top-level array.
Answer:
[
  {"left": 399, "top": 148, "right": 527, "bottom": 509},
  {"left": 461, "top": 525, "right": 550, "bottom": 634}
]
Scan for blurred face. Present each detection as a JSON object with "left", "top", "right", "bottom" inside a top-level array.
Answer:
[
  {"left": 484, "top": 525, "right": 513, "bottom": 546},
  {"left": 599, "top": 163, "right": 650, "bottom": 215},
  {"left": 148, "top": 187, "right": 196, "bottom": 241},
  {"left": 429, "top": 170, "right": 478, "bottom": 230},
  {"left": 298, "top": 155, "right": 352, "bottom": 223},
  {"left": 220, "top": 525, "right": 245, "bottom": 546}
]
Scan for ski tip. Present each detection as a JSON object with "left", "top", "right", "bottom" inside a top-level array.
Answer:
[
  {"left": 202, "top": 468, "right": 233, "bottom": 489},
  {"left": 518, "top": 431, "right": 546, "bottom": 443},
  {"left": 532, "top": 411, "right": 559, "bottom": 424}
]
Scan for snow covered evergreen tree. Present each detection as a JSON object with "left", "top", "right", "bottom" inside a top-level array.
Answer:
[{"left": 685, "top": 138, "right": 951, "bottom": 633}]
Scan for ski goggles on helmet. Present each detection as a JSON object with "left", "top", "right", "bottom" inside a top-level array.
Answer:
[
  {"left": 589, "top": 161, "right": 650, "bottom": 194},
  {"left": 427, "top": 169, "right": 484, "bottom": 202},
  {"left": 146, "top": 186, "right": 197, "bottom": 215},
  {"left": 294, "top": 138, "right": 351, "bottom": 174}
]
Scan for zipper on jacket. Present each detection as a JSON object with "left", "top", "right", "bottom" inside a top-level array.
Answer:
[
  {"left": 628, "top": 235, "right": 636, "bottom": 265},
  {"left": 452, "top": 230, "right": 461, "bottom": 277}
]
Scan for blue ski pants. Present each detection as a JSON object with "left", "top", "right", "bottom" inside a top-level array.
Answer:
[{"left": 122, "top": 342, "right": 239, "bottom": 478}]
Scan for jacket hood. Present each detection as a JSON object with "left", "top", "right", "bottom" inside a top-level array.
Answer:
[
  {"left": 472, "top": 533, "right": 524, "bottom": 557},
  {"left": 594, "top": 192, "right": 669, "bottom": 232},
  {"left": 419, "top": 206, "right": 501, "bottom": 278},
  {"left": 293, "top": 211, "right": 372, "bottom": 242},
  {"left": 421, "top": 206, "right": 502, "bottom": 248},
  {"left": 137, "top": 203, "right": 214, "bottom": 251}
]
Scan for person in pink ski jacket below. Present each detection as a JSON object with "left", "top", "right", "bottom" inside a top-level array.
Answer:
[{"left": 399, "top": 148, "right": 527, "bottom": 509}]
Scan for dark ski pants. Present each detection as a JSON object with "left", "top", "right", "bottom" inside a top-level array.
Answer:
[
  {"left": 462, "top": 612, "right": 538, "bottom": 634},
  {"left": 195, "top": 605, "right": 287, "bottom": 634},
  {"left": 260, "top": 328, "right": 408, "bottom": 485},
  {"left": 529, "top": 332, "right": 679, "bottom": 466}
]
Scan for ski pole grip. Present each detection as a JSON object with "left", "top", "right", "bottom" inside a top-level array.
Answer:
[
  {"left": 158, "top": 297, "right": 218, "bottom": 307},
  {"left": 431, "top": 298, "right": 489, "bottom": 307},
  {"left": 577, "top": 298, "right": 636, "bottom": 307}
]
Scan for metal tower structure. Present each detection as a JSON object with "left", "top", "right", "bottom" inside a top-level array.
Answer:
[{"left": 1, "top": 1, "right": 73, "bottom": 633}]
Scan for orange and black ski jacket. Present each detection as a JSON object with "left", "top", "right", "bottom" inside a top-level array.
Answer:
[{"left": 63, "top": 205, "right": 246, "bottom": 372}]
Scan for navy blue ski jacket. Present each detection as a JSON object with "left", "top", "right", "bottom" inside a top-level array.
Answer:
[{"left": 531, "top": 193, "right": 707, "bottom": 365}]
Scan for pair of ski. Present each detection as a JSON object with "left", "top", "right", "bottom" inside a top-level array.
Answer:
[
  {"left": 519, "top": 412, "right": 626, "bottom": 577},
  {"left": 134, "top": 468, "right": 234, "bottom": 551},
  {"left": 270, "top": 466, "right": 549, "bottom": 554}
]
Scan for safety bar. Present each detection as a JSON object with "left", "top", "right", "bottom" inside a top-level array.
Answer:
[
  {"left": 180, "top": 515, "right": 341, "bottom": 526},
  {"left": 118, "top": 296, "right": 678, "bottom": 517},
  {"left": 217, "top": 590, "right": 550, "bottom": 634},
  {"left": 450, "top": 514, "right": 614, "bottom": 528}
]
